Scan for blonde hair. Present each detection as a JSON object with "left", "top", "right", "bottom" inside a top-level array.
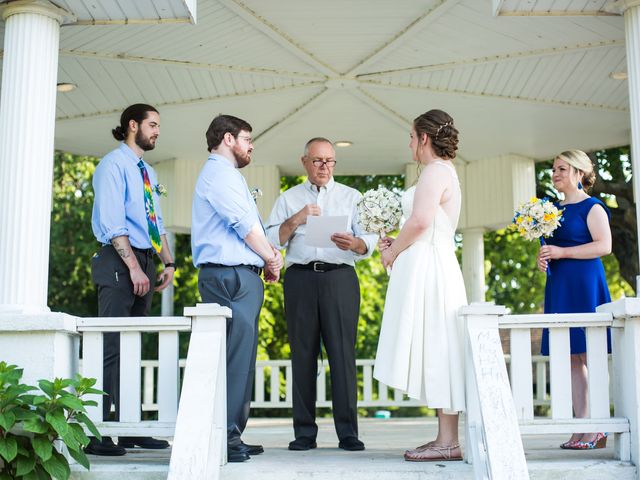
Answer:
[{"left": 556, "top": 149, "right": 596, "bottom": 190}]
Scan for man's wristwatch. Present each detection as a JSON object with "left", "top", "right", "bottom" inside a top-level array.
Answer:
[{"left": 164, "top": 262, "right": 176, "bottom": 270}]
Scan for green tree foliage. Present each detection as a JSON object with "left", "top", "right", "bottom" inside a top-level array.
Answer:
[{"left": 48, "top": 152, "right": 99, "bottom": 316}]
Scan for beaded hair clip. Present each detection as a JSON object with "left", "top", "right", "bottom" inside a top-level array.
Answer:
[{"left": 435, "top": 121, "right": 453, "bottom": 138}]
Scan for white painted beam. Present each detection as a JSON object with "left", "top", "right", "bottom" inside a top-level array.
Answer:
[
  {"left": 358, "top": 40, "right": 624, "bottom": 78},
  {"left": 217, "top": 0, "right": 335, "bottom": 76},
  {"left": 348, "top": 0, "right": 462, "bottom": 76},
  {"left": 58, "top": 49, "right": 324, "bottom": 80}
]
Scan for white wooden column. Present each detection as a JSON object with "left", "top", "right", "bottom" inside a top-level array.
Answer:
[
  {"left": 0, "top": 1, "right": 71, "bottom": 313},
  {"left": 462, "top": 228, "right": 486, "bottom": 303},
  {"left": 620, "top": 0, "right": 640, "bottom": 292},
  {"left": 161, "top": 231, "right": 176, "bottom": 316}
]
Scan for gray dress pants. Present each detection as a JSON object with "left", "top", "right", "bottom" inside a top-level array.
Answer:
[{"left": 198, "top": 265, "right": 264, "bottom": 446}]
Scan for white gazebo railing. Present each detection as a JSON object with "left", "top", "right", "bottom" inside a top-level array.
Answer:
[
  {"left": 462, "top": 299, "right": 640, "bottom": 480},
  {"left": 76, "top": 304, "right": 231, "bottom": 480},
  {"left": 26, "top": 297, "right": 639, "bottom": 480}
]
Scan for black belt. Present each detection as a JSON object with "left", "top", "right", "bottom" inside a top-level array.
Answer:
[
  {"left": 131, "top": 246, "right": 154, "bottom": 256},
  {"left": 291, "top": 262, "right": 351, "bottom": 273},
  {"left": 201, "top": 263, "right": 263, "bottom": 276},
  {"left": 102, "top": 244, "right": 154, "bottom": 257}
]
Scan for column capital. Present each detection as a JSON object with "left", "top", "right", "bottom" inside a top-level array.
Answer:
[
  {"left": 607, "top": 0, "right": 640, "bottom": 14},
  {"left": 1, "top": 0, "right": 75, "bottom": 24}
]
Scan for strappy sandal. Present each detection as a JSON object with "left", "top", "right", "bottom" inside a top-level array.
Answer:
[
  {"left": 405, "top": 440, "right": 435, "bottom": 454},
  {"left": 404, "top": 443, "right": 463, "bottom": 462}
]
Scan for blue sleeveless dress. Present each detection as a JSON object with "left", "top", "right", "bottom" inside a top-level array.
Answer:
[{"left": 540, "top": 197, "right": 611, "bottom": 355}]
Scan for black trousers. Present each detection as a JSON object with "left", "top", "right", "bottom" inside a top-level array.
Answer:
[
  {"left": 91, "top": 245, "right": 156, "bottom": 420},
  {"left": 284, "top": 265, "right": 360, "bottom": 441},
  {"left": 197, "top": 266, "right": 264, "bottom": 446}
]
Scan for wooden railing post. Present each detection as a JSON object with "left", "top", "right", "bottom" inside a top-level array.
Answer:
[
  {"left": 597, "top": 298, "right": 640, "bottom": 464},
  {"left": 168, "top": 303, "right": 231, "bottom": 480},
  {"left": 462, "top": 303, "right": 529, "bottom": 480}
]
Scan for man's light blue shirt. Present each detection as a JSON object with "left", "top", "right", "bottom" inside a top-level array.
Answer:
[
  {"left": 191, "top": 153, "right": 264, "bottom": 268},
  {"left": 92, "top": 143, "right": 166, "bottom": 249}
]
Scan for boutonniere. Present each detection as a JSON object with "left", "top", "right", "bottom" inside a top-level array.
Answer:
[
  {"left": 250, "top": 187, "right": 263, "bottom": 203},
  {"left": 155, "top": 184, "right": 167, "bottom": 196}
]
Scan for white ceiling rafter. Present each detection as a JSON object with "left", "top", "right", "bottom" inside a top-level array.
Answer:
[
  {"left": 496, "top": 10, "right": 619, "bottom": 17},
  {"left": 59, "top": 50, "right": 324, "bottom": 80},
  {"left": 68, "top": 18, "right": 192, "bottom": 26},
  {"left": 217, "top": 0, "right": 336, "bottom": 77},
  {"left": 348, "top": 87, "right": 412, "bottom": 131},
  {"left": 347, "top": 0, "right": 463, "bottom": 76},
  {"left": 253, "top": 88, "right": 330, "bottom": 145},
  {"left": 358, "top": 39, "right": 625, "bottom": 78},
  {"left": 56, "top": 81, "right": 325, "bottom": 122},
  {"left": 360, "top": 80, "right": 629, "bottom": 113}
]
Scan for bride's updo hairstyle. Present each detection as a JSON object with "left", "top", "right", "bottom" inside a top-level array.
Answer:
[
  {"left": 414, "top": 109, "right": 459, "bottom": 160},
  {"left": 556, "top": 149, "right": 596, "bottom": 191}
]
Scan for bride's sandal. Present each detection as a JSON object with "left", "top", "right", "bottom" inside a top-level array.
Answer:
[
  {"left": 404, "top": 443, "right": 463, "bottom": 462},
  {"left": 405, "top": 440, "right": 436, "bottom": 454}
]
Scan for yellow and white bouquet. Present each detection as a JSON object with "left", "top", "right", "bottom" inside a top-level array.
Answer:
[
  {"left": 512, "top": 196, "right": 563, "bottom": 241},
  {"left": 357, "top": 186, "right": 403, "bottom": 236}
]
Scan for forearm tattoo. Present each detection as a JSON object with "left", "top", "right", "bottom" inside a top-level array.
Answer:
[{"left": 111, "top": 238, "right": 131, "bottom": 259}]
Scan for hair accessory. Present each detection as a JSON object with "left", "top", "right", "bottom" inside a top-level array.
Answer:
[
  {"left": 435, "top": 121, "right": 452, "bottom": 139},
  {"left": 578, "top": 181, "right": 583, "bottom": 190}
]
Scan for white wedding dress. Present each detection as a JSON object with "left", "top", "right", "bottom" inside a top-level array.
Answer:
[{"left": 373, "top": 161, "right": 468, "bottom": 413}]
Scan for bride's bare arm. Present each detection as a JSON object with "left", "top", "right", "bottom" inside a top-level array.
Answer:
[{"left": 381, "top": 164, "right": 448, "bottom": 267}]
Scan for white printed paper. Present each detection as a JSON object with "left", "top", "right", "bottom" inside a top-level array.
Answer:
[{"left": 304, "top": 215, "right": 349, "bottom": 248}]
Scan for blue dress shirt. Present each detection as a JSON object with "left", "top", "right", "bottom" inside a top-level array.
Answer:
[
  {"left": 191, "top": 154, "right": 264, "bottom": 268},
  {"left": 92, "top": 143, "right": 166, "bottom": 249}
]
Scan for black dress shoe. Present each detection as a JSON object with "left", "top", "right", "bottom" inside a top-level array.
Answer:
[
  {"left": 339, "top": 437, "right": 365, "bottom": 451},
  {"left": 288, "top": 437, "right": 317, "bottom": 451},
  {"left": 118, "top": 436, "right": 170, "bottom": 449},
  {"left": 238, "top": 441, "right": 264, "bottom": 455},
  {"left": 228, "top": 444, "right": 250, "bottom": 462},
  {"left": 84, "top": 436, "right": 127, "bottom": 456}
]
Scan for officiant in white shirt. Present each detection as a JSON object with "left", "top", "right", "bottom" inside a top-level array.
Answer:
[{"left": 265, "top": 137, "right": 377, "bottom": 452}]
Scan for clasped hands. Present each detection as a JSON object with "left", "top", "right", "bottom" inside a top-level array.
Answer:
[
  {"left": 379, "top": 236, "right": 398, "bottom": 269},
  {"left": 264, "top": 247, "right": 284, "bottom": 283},
  {"left": 537, "top": 244, "right": 563, "bottom": 272}
]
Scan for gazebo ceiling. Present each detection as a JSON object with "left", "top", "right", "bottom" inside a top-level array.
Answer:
[{"left": 0, "top": 0, "right": 629, "bottom": 174}]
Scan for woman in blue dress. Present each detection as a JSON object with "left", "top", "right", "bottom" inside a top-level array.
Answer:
[{"left": 537, "top": 150, "right": 612, "bottom": 450}]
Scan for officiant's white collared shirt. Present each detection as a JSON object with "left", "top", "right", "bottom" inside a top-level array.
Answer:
[{"left": 265, "top": 178, "right": 377, "bottom": 268}]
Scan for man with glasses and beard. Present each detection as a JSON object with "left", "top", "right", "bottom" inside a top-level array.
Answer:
[
  {"left": 191, "top": 114, "right": 284, "bottom": 462},
  {"left": 89, "top": 104, "right": 176, "bottom": 455},
  {"left": 265, "top": 137, "right": 376, "bottom": 452}
]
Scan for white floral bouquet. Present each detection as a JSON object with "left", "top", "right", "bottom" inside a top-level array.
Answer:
[
  {"left": 357, "top": 186, "right": 403, "bottom": 236},
  {"left": 511, "top": 196, "right": 563, "bottom": 241}
]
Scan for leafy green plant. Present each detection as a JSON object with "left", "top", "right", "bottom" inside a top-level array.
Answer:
[{"left": 0, "top": 362, "right": 103, "bottom": 479}]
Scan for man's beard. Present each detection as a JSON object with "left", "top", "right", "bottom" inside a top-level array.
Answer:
[
  {"left": 233, "top": 145, "right": 251, "bottom": 168},
  {"left": 135, "top": 129, "right": 157, "bottom": 152}
]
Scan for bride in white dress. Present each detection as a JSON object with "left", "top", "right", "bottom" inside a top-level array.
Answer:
[{"left": 374, "top": 109, "right": 468, "bottom": 462}]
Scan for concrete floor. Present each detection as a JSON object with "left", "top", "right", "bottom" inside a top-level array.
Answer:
[{"left": 73, "top": 417, "right": 636, "bottom": 480}]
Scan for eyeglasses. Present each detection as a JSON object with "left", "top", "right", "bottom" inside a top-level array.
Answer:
[
  {"left": 236, "top": 135, "right": 253, "bottom": 144},
  {"left": 309, "top": 159, "right": 336, "bottom": 167}
]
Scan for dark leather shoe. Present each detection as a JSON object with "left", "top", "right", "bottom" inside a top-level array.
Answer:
[
  {"left": 237, "top": 441, "right": 264, "bottom": 455},
  {"left": 118, "top": 436, "right": 170, "bottom": 449},
  {"left": 228, "top": 444, "right": 250, "bottom": 462},
  {"left": 84, "top": 437, "right": 126, "bottom": 456},
  {"left": 339, "top": 437, "right": 365, "bottom": 451},
  {"left": 288, "top": 437, "right": 317, "bottom": 451}
]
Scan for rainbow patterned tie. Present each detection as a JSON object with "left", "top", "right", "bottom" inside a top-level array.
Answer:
[{"left": 137, "top": 160, "right": 162, "bottom": 253}]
